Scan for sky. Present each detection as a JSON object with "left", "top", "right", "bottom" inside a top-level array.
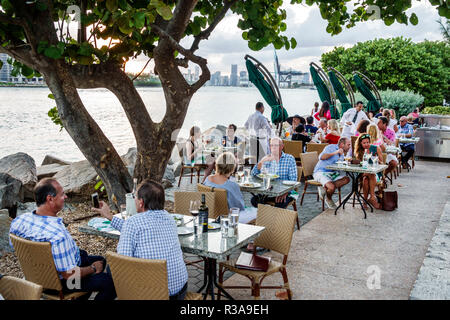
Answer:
[{"left": 125, "top": 1, "right": 445, "bottom": 76}]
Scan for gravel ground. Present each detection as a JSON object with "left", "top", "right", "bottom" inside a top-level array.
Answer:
[{"left": 0, "top": 200, "right": 175, "bottom": 278}]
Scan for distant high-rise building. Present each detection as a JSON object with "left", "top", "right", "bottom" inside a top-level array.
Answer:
[
  {"left": 194, "top": 66, "right": 200, "bottom": 82},
  {"left": 302, "top": 72, "right": 310, "bottom": 84},
  {"left": 0, "top": 53, "right": 12, "bottom": 83},
  {"left": 239, "top": 70, "right": 249, "bottom": 87},
  {"left": 210, "top": 71, "right": 221, "bottom": 86},
  {"left": 230, "top": 64, "right": 238, "bottom": 86},
  {"left": 221, "top": 75, "right": 229, "bottom": 86}
]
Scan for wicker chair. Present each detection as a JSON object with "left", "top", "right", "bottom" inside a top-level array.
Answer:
[
  {"left": 306, "top": 143, "right": 328, "bottom": 155},
  {"left": 176, "top": 142, "right": 206, "bottom": 187},
  {"left": 173, "top": 191, "right": 216, "bottom": 216},
  {"left": 218, "top": 204, "right": 298, "bottom": 300},
  {"left": 106, "top": 252, "right": 201, "bottom": 300},
  {"left": 299, "top": 152, "right": 341, "bottom": 211},
  {"left": 9, "top": 234, "right": 90, "bottom": 300},
  {"left": 283, "top": 140, "right": 303, "bottom": 163},
  {"left": 197, "top": 184, "right": 228, "bottom": 219},
  {"left": 351, "top": 136, "right": 358, "bottom": 153},
  {"left": 0, "top": 275, "right": 43, "bottom": 300}
]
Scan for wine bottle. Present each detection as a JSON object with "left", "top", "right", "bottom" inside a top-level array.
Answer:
[{"left": 198, "top": 194, "right": 209, "bottom": 233}]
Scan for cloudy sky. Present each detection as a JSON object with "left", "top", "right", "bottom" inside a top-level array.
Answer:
[{"left": 125, "top": 1, "right": 445, "bottom": 76}]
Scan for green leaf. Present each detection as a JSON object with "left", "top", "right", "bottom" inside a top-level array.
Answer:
[
  {"left": 36, "top": 0, "right": 47, "bottom": 11},
  {"left": 94, "top": 180, "right": 103, "bottom": 190},
  {"left": 21, "top": 65, "right": 34, "bottom": 78},
  {"left": 409, "top": 13, "right": 418, "bottom": 26},
  {"left": 156, "top": 5, "right": 173, "bottom": 21},
  {"left": 106, "top": 0, "right": 118, "bottom": 12},
  {"left": 44, "top": 47, "right": 63, "bottom": 59},
  {"left": 48, "top": 93, "right": 55, "bottom": 99},
  {"left": 37, "top": 41, "right": 48, "bottom": 54}
]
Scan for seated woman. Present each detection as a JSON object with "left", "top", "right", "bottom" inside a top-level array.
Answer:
[
  {"left": 185, "top": 126, "right": 202, "bottom": 164},
  {"left": 354, "top": 134, "right": 384, "bottom": 209},
  {"left": 291, "top": 124, "right": 311, "bottom": 152},
  {"left": 368, "top": 124, "right": 397, "bottom": 177},
  {"left": 320, "top": 119, "right": 340, "bottom": 144},
  {"left": 355, "top": 120, "right": 370, "bottom": 137},
  {"left": 203, "top": 152, "right": 257, "bottom": 224}
]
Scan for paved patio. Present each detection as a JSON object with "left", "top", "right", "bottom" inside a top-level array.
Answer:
[{"left": 220, "top": 160, "right": 450, "bottom": 299}]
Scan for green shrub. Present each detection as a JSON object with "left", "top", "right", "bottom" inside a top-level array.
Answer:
[
  {"left": 422, "top": 106, "right": 450, "bottom": 115},
  {"left": 354, "top": 89, "right": 424, "bottom": 117}
]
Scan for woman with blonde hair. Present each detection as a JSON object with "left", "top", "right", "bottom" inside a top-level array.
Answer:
[
  {"left": 203, "top": 152, "right": 256, "bottom": 223},
  {"left": 369, "top": 123, "right": 398, "bottom": 178},
  {"left": 320, "top": 119, "right": 340, "bottom": 144},
  {"left": 354, "top": 134, "right": 383, "bottom": 209}
]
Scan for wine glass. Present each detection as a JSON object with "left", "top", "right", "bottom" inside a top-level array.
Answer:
[
  {"left": 244, "top": 167, "right": 251, "bottom": 183},
  {"left": 237, "top": 165, "right": 244, "bottom": 183},
  {"left": 189, "top": 200, "right": 200, "bottom": 233},
  {"left": 370, "top": 153, "right": 378, "bottom": 167}
]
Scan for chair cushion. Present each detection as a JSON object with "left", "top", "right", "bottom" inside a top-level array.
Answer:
[
  {"left": 219, "top": 257, "right": 284, "bottom": 280},
  {"left": 305, "top": 180, "right": 322, "bottom": 186},
  {"left": 185, "top": 292, "right": 202, "bottom": 300}
]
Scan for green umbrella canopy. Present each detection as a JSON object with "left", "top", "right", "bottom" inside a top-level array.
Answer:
[
  {"left": 246, "top": 59, "right": 288, "bottom": 125},
  {"left": 353, "top": 74, "right": 381, "bottom": 113},
  {"left": 310, "top": 65, "right": 339, "bottom": 119},
  {"left": 328, "top": 70, "right": 352, "bottom": 114}
]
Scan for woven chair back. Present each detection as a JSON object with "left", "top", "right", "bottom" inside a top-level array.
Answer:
[
  {"left": 254, "top": 204, "right": 297, "bottom": 256},
  {"left": 306, "top": 143, "right": 328, "bottom": 155},
  {"left": 197, "top": 184, "right": 228, "bottom": 218},
  {"left": 174, "top": 191, "right": 215, "bottom": 215},
  {"left": 107, "top": 252, "right": 169, "bottom": 300},
  {"left": 0, "top": 275, "right": 43, "bottom": 300},
  {"left": 351, "top": 136, "right": 358, "bottom": 153},
  {"left": 283, "top": 140, "right": 303, "bottom": 159},
  {"left": 382, "top": 152, "right": 387, "bottom": 164},
  {"left": 9, "top": 234, "right": 62, "bottom": 291},
  {"left": 299, "top": 152, "right": 319, "bottom": 178}
]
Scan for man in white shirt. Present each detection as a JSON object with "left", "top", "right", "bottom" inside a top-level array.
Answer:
[
  {"left": 340, "top": 101, "right": 369, "bottom": 138},
  {"left": 312, "top": 119, "right": 328, "bottom": 143},
  {"left": 244, "top": 102, "right": 273, "bottom": 162}
]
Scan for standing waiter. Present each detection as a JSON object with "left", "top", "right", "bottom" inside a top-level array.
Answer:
[
  {"left": 340, "top": 101, "right": 369, "bottom": 138},
  {"left": 244, "top": 102, "right": 273, "bottom": 164}
]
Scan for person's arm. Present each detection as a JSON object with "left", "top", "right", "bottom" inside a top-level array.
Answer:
[
  {"left": 288, "top": 157, "right": 298, "bottom": 181},
  {"left": 117, "top": 219, "right": 137, "bottom": 257},
  {"left": 326, "top": 110, "right": 331, "bottom": 120},
  {"left": 314, "top": 112, "right": 320, "bottom": 121},
  {"left": 404, "top": 126, "right": 413, "bottom": 138},
  {"left": 377, "top": 146, "right": 384, "bottom": 164},
  {"left": 320, "top": 148, "right": 341, "bottom": 160},
  {"left": 93, "top": 201, "right": 124, "bottom": 231},
  {"left": 393, "top": 124, "right": 398, "bottom": 133}
]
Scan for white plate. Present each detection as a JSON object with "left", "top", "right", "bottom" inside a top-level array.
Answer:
[
  {"left": 177, "top": 227, "right": 194, "bottom": 235},
  {"left": 239, "top": 182, "right": 262, "bottom": 189},
  {"left": 208, "top": 223, "right": 221, "bottom": 230},
  {"left": 257, "top": 174, "right": 280, "bottom": 179},
  {"left": 282, "top": 180, "right": 298, "bottom": 186}
]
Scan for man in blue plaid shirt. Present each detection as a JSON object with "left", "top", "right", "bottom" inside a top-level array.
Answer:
[
  {"left": 251, "top": 137, "right": 297, "bottom": 208},
  {"left": 94, "top": 180, "right": 189, "bottom": 300},
  {"left": 9, "top": 178, "right": 116, "bottom": 300}
]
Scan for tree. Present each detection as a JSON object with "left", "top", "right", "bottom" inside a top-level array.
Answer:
[
  {"left": 0, "top": 0, "right": 447, "bottom": 206},
  {"left": 321, "top": 37, "right": 450, "bottom": 106},
  {"left": 437, "top": 18, "right": 450, "bottom": 43}
]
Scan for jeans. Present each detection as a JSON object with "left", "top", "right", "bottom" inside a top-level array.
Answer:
[
  {"left": 169, "top": 282, "right": 187, "bottom": 300},
  {"left": 61, "top": 249, "right": 117, "bottom": 300},
  {"left": 401, "top": 144, "right": 415, "bottom": 165},
  {"left": 251, "top": 194, "right": 294, "bottom": 209}
]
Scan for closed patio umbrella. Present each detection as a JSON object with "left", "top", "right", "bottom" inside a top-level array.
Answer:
[
  {"left": 310, "top": 64, "right": 339, "bottom": 119},
  {"left": 353, "top": 73, "right": 381, "bottom": 113},
  {"left": 245, "top": 58, "right": 288, "bottom": 125},
  {"left": 328, "top": 70, "right": 352, "bottom": 114}
]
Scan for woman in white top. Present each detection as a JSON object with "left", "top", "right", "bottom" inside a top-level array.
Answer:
[{"left": 383, "top": 109, "right": 398, "bottom": 133}]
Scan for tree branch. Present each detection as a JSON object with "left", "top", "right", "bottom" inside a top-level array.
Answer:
[
  {"left": 131, "top": 59, "right": 152, "bottom": 81},
  {"left": 166, "top": 0, "right": 199, "bottom": 42},
  {"left": 151, "top": 24, "right": 210, "bottom": 93},
  {"left": 189, "top": 0, "right": 238, "bottom": 53}
]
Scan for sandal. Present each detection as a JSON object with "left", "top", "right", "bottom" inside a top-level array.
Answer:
[{"left": 368, "top": 197, "right": 381, "bottom": 209}]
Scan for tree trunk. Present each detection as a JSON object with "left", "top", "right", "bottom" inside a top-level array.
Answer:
[{"left": 43, "top": 61, "right": 132, "bottom": 207}]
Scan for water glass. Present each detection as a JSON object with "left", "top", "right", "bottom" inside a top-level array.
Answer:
[
  {"left": 263, "top": 176, "right": 271, "bottom": 190},
  {"left": 125, "top": 193, "right": 137, "bottom": 217},
  {"left": 120, "top": 204, "right": 127, "bottom": 220},
  {"left": 220, "top": 216, "right": 230, "bottom": 238},
  {"left": 230, "top": 207, "right": 240, "bottom": 236},
  {"left": 244, "top": 168, "right": 251, "bottom": 183}
]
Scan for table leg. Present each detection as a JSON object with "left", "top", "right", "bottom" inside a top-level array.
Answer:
[
  {"left": 335, "top": 172, "right": 357, "bottom": 215},
  {"left": 200, "top": 258, "right": 234, "bottom": 300}
]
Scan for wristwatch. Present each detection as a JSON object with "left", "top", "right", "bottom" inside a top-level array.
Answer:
[{"left": 90, "top": 264, "right": 97, "bottom": 273}]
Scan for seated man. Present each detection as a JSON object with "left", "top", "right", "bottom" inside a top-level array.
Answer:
[
  {"left": 94, "top": 180, "right": 188, "bottom": 300},
  {"left": 250, "top": 137, "right": 297, "bottom": 208},
  {"left": 9, "top": 178, "right": 116, "bottom": 300},
  {"left": 398, "top": 116, "right": 415, "bottom": 169},
  {"left": 313, "top": 137, "right": 351, "bottom": 209}
]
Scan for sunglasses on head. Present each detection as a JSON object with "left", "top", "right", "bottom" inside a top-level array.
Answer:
[{"left": 360, "top": 134, "right": 371, "bottom": 139}]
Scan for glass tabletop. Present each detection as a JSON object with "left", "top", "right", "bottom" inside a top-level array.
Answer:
[
  {"left": 78, "top": 214, "right": 265, "bottom": 261},
  {"left": 326, "top": 163, "right": 388, "bottom": 174},
  {"left": 238, "top": 176, "right": 301, "bottom": 197}
]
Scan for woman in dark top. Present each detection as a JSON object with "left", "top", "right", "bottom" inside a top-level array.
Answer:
[
  {"left": 291, "top": 124, "right": 311, "bottom": 152},
  {"left": 222, "top": 124, "right": 240, "bottom": 147}
]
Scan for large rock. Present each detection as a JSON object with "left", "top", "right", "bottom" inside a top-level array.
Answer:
[
  {"left": 0, "top": 173, "right": 23, "bottom": 210},
  {"left": 37, "top": 163, "right": 69, "bottom": 180},
  {"left": 0, "top": 152, "right": 37, "bottom": 200},
  {"left": 0, "top": 209, "right": 13, "bottom": 256},
  {"left": 41, "top": 154, "right": 72, "bottom": 166},
  {"left": 53, "top": 159, "right": 97, "bottom": 199}
]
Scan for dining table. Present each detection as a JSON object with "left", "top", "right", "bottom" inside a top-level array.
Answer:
[
  {"left": 326, "top": 163, "right": 388, "bottom": 218},
  {"left": 78, "top": 213, "right": 265, "bottom": 300},
  {"left": 237, "top": 175, "right": 301, "bottom": 198}
]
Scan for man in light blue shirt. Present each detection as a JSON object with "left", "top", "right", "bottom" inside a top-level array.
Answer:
[
  {"left": 94, "top": 180, "right": 188, "bottom": 300},
  {"left": 313, "top": 137, "right": 351, "bottom": 209},
  {"left": 250, "top": 137, "right": 297, "bottom": 208}
]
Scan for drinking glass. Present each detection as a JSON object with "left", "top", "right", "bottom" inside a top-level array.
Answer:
[
  {"left": 220, "top": 216, "right": 230, "bottom": 238},
  {"left": 263, "top": 176, "right": 271, "bottom": 190},
  {"left": 230, "top": 207, "right": 240, "bottom": 235},
  {"left": 125, "top": 193, "right": 137, "bottom": 217},
  {"left": 370, "top": 154, "right": 378, "bottom": 167},
  {"left": 189, "top": 200, "right": 201, "bottom": 235},
  {"left": 237, "top": 165, "right": 244, "bottom": 183},
  {"left": 120, "top": 204, "right": 127, "bottom": 220},
  {"left": 244, "top": 168, "right": 251, "bottom": 183}
]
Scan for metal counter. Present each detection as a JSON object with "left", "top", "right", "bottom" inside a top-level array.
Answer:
[{"left": 415, "top": 114, "right": 450, "bottom": 159}]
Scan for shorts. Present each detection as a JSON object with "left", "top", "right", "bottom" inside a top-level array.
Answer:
[
  {"left": 313, "top": 171, "right": 347, "bottom": 187},
  {"left": 387, "top": 153, "right": 397, "bottom": 164}
]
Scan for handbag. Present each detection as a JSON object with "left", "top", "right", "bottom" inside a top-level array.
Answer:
[{"left": 378, "top": 191, "right": 398, "bottom": 211}]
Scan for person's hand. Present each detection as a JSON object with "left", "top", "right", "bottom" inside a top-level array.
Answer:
[
  {"left": 275, "top": 193, "right": 288, "bottom": 203},
  {"left": 337, "top": 148, "right": 344, "bottom": 156},
  {"left": 91, "top": 260, "right": 104, "bottom": 274},
  {"left": 92, "top": 201, "right": 113, "bottom": 221},
  {"left": 346, "top": 121, "right": 352, "bottom": 126}
]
